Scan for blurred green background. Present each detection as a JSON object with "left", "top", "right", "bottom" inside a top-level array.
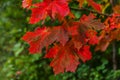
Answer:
[{"left": 0, "top": 0, "right": 120, "bottom": 80}]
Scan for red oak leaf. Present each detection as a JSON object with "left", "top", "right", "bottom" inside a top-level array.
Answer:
[
  {"left": 22, "top": 26, "right": 69, "bottom": 53},
  {"left": 30, "top": 0, "right": 70, "bottom": 24},
  {"left": 77, "top": 45, "right": 92, "bottom": 62},
  {"left": 49, "top": 44, "right": 80, "bottom": 74},
  {"left": 86, "top": 0, "right": 102, "bottom": 12},
  {"left": 22, "top": 0, "right": 32, "bottom": 9}
]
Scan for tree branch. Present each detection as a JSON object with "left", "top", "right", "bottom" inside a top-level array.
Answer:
[
  {"left": 70, "top": 7, "right": 112, "bottom": 17},
  {"left": 110, "top": 0, "right": 117, "bottom": 71},
  {"left": 112, "top": 42, "right": 117, "bottom": 70}
]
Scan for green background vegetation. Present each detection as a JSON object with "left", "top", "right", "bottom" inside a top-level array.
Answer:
[{"left": 0, "top": 0, "right": 120, "bottom": 80}]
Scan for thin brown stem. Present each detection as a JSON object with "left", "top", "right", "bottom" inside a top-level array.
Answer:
[
  {"left": 70, "top": 7, "right": 112, "bottom": 17},
  {"left": 112, "top": 42, "right": 117, "bottom": 70}
]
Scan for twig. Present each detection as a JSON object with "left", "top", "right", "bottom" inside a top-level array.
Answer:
[
  {"left": 70, "top": 7, "right": 112, "bottom": 17},
  {"left": 110, "top": 0, "right": 117, "bottom": 71},
  {"left": 112, "top": 42, "right": 117, "bottom": 70}
]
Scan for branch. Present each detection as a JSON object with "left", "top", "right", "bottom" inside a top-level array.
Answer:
[
  {"left": 112, "top": 42, "right": 117, "bottom": 70},
  {"left": 70, "top": 7, "right": 112, "bottom": 17}
]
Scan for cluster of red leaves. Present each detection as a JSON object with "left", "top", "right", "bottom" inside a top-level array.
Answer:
[
  {"left": 29, "top": 0, "right": 69, "bottom": 24},
  {"left": 96, "top": 14, "right": 120, "bottom": 51},
  {"left": 22, "top": 0, "right": 105, "bottom": 74}
]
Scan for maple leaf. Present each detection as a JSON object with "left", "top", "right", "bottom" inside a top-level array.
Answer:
[
  {"left": 88, "top": 35, "right": 99, "bottom": 45},
  {"left": 80, "top": 13, "right": 105, "bottom": 30},
  {"left": 45, "top": 45, "right": 59, "bottom": 58},
  {"left": 95, "top": 31, "right": 110, "bottom": 51},
  {"left": 95, "top": 37, "right": 110, "bottom": 51},
  {"left": 67, "top": 14, "right": 103, "bottom": 49},
  {"left": 67, "top": 22, "right": 80, "bottom": 36},
  {"left": 68, "top": 22, "right": 88, "bottom": 50},
  {"left": 86, "top": 0, "right": 102, "bottom": 12},
  {"left": 30, "top": 0, "right": 70, "bottom": 24},
  {"left": 77, "top": 45, "right": 92, "bottom": 62},
  {"left": 72, "top": 35, "right": 83, "bottom": 50},
  {"left": 71, "top": 27, "right": 88, "bottom": 50},
  {"left": 85, "top": 30, "right": 99, "bottom": 45},
  {"left": 22, "top": 27, "right": 49, "bottom": 53},
  {"left": 22, "top": 0, "right": 32, "bottom": 9},
  {"left": 45, "top": 41, "right": 92, "bottom": 74},
  {"left": 48, "top": 44, "right": 80, "bottom": 74},
  {"left": 22, "top": 26, "right": 69, "bottom": 53}
]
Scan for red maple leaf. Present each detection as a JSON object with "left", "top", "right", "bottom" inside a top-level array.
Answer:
[
  {"left": 22, "top": 26, "right": 69, "bottom": 53},
  {"left": 85, "top": 30, "right": 99, "bottom": 45},
  {"left": 69, "top": 25, "right": 87, "bottom": 50},
  {"left": 67, "top": 14, "right": 102, "bottom": 49},
  {"left": 45, "top": 45, "right": 59, "bottom": 58},
  {"left": 47, "top": 44, "right": 80, "bottom": 74},
  {"left": 22, "top": 27, "right": 48, "bottom": 53},
  {"left": 45, "top": 42, "right": 92, "bottom": 74},
  {"left": 77, "top": 45, "right": 92, "bottom": 62},
  {"left": 22, "top": 0, "right": 32, "bottom": 9},
  {"left": 80, "top": 13, "right": 105, "bottom": 30},
  {"left": 67, "top": 22, "right": 88, "bottom": 50},
  {"left": 30, "top": 0, "right": 70, "bottom": 24}
]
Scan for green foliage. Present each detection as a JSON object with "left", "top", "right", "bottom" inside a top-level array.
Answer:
[
  {"left": 2, "top": 53, "right": 119, "bottom": 80},
  {"left": 0, "top": 0, "right": 120, "bottom": 80},
  {"left": 2, "top": 54, "right": 52, "bottom": 80}
]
